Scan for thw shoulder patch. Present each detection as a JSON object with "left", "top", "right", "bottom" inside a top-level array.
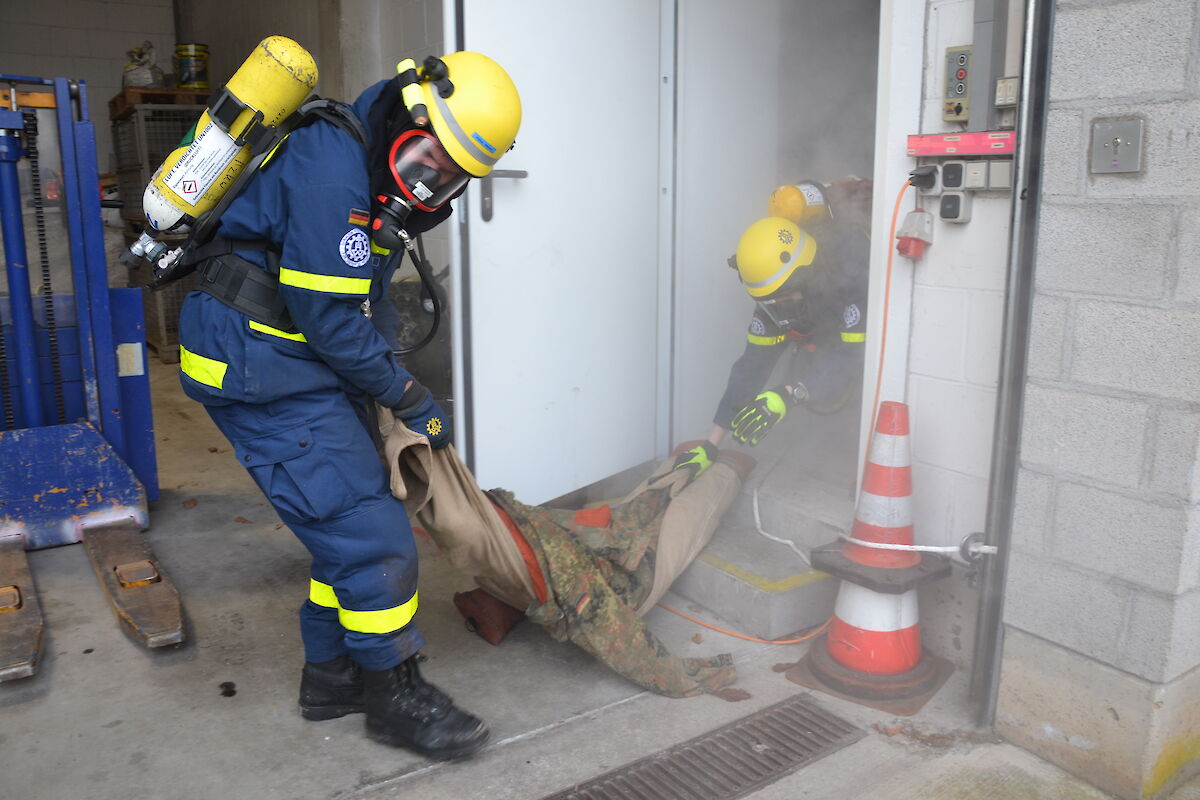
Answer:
[{"left": 339, "top": 229, "right": 371, "bottom": 268}]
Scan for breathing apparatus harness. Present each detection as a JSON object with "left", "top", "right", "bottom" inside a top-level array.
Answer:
[{"left": 143, "top": 69, "right": 452, "bottom": 355}]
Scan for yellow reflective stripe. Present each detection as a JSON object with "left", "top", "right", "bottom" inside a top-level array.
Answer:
[
  {"left": 179, "top": 345, "right": 227, "bottom": 389},
  {"left": 308, "top": 579, "right": 419, "bottom": 634},
  {"left": 279, "top": 268, "right": 371, "bottom": 295},
  {"left": 748, "top": 333, "right": 787, "bottom": 346},
  {"left": 309, "top": 579, "right": 339, "bottom": 608},
  {"left": 338, "top": 593, "right": 419, "bottom": 634},
  {"left": 841, "top": 332, "right": 867, "bottom": 343},
  {"left": 248, "top": 320, "right": 307, "bottom": 342}
]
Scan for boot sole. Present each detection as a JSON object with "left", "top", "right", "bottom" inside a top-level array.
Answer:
[
  {"left": 365, "top": 724, "right": 490, "bottom": 760},
  {"left": 300, "top": 703, "right": 366, "bottom": 721}
]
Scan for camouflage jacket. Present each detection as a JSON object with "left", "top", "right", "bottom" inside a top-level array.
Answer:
[{"left": 489, "top": 488, "right": 736, "bottom": 698}]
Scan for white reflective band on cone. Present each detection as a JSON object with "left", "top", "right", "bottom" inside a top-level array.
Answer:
[
  {"left": 834, "top": 583, "right": 919, "bottom": 631},
  {"left": 867, "top": 432, "right": 911, "bottom": 468},
  {"left": 854, "top": 490, "right": 914, "bottom": 528}
]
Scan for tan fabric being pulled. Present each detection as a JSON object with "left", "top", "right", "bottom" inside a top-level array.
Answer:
[
  {"left": 384, "top": 423, "right": 536, "bottom": 611},
  {"left": 635, "top": 457, "right": 743, "bottom": 616}
]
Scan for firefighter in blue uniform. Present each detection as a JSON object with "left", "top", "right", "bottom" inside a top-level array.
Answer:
[
  {"left": 674, "top": 179, "right": 872, "bottom": 475},
  {"left": 176, "top": 53, "right": 521, "bottom": 760}
]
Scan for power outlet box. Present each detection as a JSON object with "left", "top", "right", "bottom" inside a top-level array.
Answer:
[{"left": 940, "top": 191, "right": 972, "bottom": 223}]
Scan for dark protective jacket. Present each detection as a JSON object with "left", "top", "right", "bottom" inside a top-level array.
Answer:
[
  {"left": 713, "top": 219, "right": 869, "bottom": 427},
  {"left": 177, "top": 80, "right": 448, "bottom": 408}
]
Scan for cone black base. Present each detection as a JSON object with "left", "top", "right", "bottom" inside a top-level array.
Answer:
[{"left": 784, "top": 635, "right": 955, "bottom": 717}]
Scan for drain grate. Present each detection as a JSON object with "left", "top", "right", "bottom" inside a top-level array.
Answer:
[{"left": 540, "top": 693, "right": 864, "bottom": 800}]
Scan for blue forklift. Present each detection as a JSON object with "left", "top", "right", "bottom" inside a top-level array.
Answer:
[{"left": 0, "top": 74, "right": 183, "bottom": 680}]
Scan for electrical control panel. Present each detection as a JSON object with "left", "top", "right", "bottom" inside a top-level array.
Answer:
[{"left": 943, "top": 46, "right": 972, "bottom": 122}]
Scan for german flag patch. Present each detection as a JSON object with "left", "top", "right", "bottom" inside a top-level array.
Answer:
[
  {"left": 348, "top": 208, "right": 370, "bottom": 226},
  {"left": 574, "top": 593, "right": 592, "bottom": 616}
]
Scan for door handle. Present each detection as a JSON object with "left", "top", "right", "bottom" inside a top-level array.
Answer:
[{"left": 479, "top": 169, "right": 528, "bottom": 222}]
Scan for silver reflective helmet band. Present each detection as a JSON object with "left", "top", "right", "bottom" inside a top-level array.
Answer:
[
  {"left": 433, "top": 90, "right": 499, "bottom": 169},
  {"left": 739, "top": 231, "right": 809, "bottom": 291}
]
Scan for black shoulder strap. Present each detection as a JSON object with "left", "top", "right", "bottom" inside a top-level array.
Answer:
[{"left": 294, "top": 98, "right": 369, "bottom": 150}]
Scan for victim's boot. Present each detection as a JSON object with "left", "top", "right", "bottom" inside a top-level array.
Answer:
[
  {"left": 362, "top": 655, "right": 490, "bottom": 759},
  {"left": 299, "top": 655, "right": 365, "bottom": 721}
]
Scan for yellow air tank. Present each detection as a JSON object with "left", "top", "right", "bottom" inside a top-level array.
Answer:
[{"left": 141, "top": 36, "right": 317, "bottom": 232}]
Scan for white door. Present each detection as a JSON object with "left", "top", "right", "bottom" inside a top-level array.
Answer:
[{"left": 450, "top": 1, "right": 667, "bottom": 503}]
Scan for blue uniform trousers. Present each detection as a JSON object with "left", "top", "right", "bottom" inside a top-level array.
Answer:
[{"left": 204, "top": 387, "right": 425, "bottom": 670}]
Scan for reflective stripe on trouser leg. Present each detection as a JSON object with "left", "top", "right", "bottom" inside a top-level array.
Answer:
[
  {"left": 309, "top": 579, "right": 419, "bottom": 633},
  {"left": 293, "top": 496, "right": 425, "bottom": 670},
  {"left": 203, "top": 391, "right": 425, "bottom": 670}
]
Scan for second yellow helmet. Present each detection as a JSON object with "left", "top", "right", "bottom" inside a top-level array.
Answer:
[{"left": 767, "top": 181, "right": 830, "bottom": 225}]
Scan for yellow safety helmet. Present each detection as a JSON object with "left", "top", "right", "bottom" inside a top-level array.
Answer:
[
  {"left": 412, "top": 51, "right": 522, "bottom": 178},
  {"left": 767, "top": 180, "right": 830, "bottom": 225},
  {"left": 733, "top": 216, "right": 818, "bottom": 298}
]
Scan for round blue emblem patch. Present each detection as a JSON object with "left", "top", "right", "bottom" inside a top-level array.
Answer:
[{"left": 340, "top": 229, "right": 371, "bottom": 268}]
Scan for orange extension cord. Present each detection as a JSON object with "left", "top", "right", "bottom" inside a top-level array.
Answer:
[
  {"left": 657, "top": 602, "right": 832, "bottom": 645},
  {"left": 657, "top": 179, "right": 915, "bottom": 647},
  {"left": 863, "top": 179, "right": 914, "bottom": 479}
]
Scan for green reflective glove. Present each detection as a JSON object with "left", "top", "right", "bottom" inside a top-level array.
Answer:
[
  {"left": 731, "top": 388, "right": 790, "bottom": 446},
  {"left": 671, "top": 441, "right": 718, "bottom": 481}
]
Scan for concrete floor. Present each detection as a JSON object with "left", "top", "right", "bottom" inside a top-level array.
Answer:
[{"left": 4, "top": 357, "right": 1199, "bottom": 800}]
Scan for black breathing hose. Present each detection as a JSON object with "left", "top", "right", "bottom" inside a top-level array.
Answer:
[{"left": 394, "top": 233, "right": 442, "bottom": 356}]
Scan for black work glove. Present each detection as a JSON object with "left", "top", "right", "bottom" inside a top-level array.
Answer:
[{"left": 393, "top": 381, "right": 452, "bottom": 448}]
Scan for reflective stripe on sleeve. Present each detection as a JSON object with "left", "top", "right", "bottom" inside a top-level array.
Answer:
[
  {"left": 248, "top": 320, "right": 308, "bottom": 342},
  {"left": 309, "top": 579, "right": 419, "bottom": 634},
  {"left": 179, "top": 346, "right": 227, "bottom": 389},
  {"left": 841, "top": 332, "right": 866, "bottom": 343},
  {"left": 748, "top": 333, "right": 787, "bottom": 346},
  {"left": 279, "top": 267, "right": 371, "bottom": 295}
]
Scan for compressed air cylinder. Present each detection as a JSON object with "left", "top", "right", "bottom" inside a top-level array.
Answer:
[{"left": 141, "top": 36, "right": 317, "bottom": 231}]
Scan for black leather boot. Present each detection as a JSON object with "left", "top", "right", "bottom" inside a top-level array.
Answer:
[
  {"left": 362, "top": 655, "right": 489, "bottom": 759},
  {"left": 299, "top": 655, "right": 365, "bottom": 721}
]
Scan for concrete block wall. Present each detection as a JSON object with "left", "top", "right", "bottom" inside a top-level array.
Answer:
[
  {"left": 0, "top": 0, "right": 174, "bottom": 173},
  {"left": 997, "top": 0, "right": 1200, "bottom": 797}
]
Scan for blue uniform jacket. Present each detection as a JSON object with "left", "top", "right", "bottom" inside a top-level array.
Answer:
[{"left": 178, "top": 81, "right": 439, "bottom": 410}]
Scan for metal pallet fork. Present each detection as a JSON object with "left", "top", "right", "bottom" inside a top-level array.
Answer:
[{"left": 0, "top": 74, "right": 183, "bottom": 680}]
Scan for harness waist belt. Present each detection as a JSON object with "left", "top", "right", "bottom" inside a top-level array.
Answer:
[{"left": 196, "top": 251, "right": 295, "bottom": 333}]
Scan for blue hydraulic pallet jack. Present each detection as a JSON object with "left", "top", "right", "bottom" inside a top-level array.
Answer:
[{"left": 0, "top": 75, "right": 183, "bottom": 680}]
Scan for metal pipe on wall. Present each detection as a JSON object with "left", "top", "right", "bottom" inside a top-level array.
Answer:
[{"left": 968, "top": 0, "right": 1057, "bottom": 727}]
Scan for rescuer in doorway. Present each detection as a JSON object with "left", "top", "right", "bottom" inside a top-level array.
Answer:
[
  {"left": 175, "top": 53, "right": 521, "bottom": 760},
  {"left": 672, "top": 179, "right": 872, "bottom": 475}
]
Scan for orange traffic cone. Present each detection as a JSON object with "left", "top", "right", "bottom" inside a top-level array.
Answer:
[
  {"left": 789, "top": 401, "right": 953, "bottom": 714},
  {"left": 843, "top": 401, "right": 919, "bottom": 569}
]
